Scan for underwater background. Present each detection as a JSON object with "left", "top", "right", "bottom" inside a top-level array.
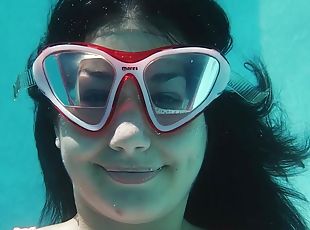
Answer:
[{"left": 0, "top": 1, "right": 309, "bottom": 229}]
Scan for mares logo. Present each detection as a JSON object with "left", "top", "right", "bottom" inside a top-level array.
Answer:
[{"left": 122, "top": 67, "right": 138, "bottom": 71}]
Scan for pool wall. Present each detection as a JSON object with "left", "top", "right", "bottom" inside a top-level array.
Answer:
[{"left": 1, "top": 1, "right": 309, "bottom": 229}]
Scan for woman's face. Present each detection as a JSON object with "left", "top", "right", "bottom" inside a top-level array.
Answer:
[{"left": 55, "top": 24, "right": 208, "bottom": 224}]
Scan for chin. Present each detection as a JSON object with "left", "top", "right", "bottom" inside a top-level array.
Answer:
[{"left": 108, "top": 210, "right": 163, "bottom": 224}]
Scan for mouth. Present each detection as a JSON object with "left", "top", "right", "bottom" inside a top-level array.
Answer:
[{"left": 98, "top": 165, "right": 165, "bottom": 184}]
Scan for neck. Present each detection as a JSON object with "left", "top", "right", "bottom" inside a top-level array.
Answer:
[{"left": 74, "top": 192, "right": 190, "bottom": 230}]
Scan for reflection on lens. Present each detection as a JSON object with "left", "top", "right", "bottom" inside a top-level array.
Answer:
[
  {"left": 44, "top": 51, "right": 116, "bottom": 125},
  {"left": 144, "top": 52, "right": 219, "bottom": 126}
]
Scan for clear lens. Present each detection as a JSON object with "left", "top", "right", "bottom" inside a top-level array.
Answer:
[
  {"left": 144, "top": 53, "right": 220, "bottom": 126},
  {"left": 43, "top": 51, "right": 115, "bottom": 125}
]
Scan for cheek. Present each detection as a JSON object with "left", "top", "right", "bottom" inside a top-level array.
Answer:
[
  {"left": 159, "top": 114, "right": 207, "bottom": 170},
  {"left": 182, "top": 124, "right": 206, "bottom": 172},
  {"left": 156, "top": 114, "right": 207, "bottom": 197},
  {"left": 57, "top": 116, "right": 108, "bottom": 166},
  {"left": 60, "top": 136, "right": 82, "bottom": 165}
]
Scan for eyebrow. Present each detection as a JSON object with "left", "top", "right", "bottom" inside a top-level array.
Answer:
[
  {"left": 79, "top": 69, "right": 114, "bottom": 80},
  {"left": 150, "top": 73, "right": 185, "bottom": 82}
]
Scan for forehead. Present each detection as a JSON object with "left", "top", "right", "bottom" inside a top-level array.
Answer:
[
  {"left": 87, "top": 20, "right": 185, "bottom": 52},
  {"left": 90, "top": 30, "right": 171, "bottom": 52}
]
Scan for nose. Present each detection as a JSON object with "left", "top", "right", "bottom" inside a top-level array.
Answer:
[
  {"left": 108, "top": 77, "right": 151, "bottom": 154},
  {"left": 109, "top": 121, "right": 151, "bottom": 154}
]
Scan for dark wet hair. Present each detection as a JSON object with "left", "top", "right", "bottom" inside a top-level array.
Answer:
[{"left": 27, "top": 0, "right": 309, "bottom": 229}]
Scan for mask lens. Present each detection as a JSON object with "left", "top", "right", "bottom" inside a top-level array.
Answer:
[
  {"left": 43, "top": 51, "right": 115, "bottom": 125},
  {"left": 144, "top": 52, "right": 220, "bottom": 126}
]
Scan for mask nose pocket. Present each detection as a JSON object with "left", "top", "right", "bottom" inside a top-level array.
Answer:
[{"left": 111, "top": 75, "right": 150, "bottom": 124}]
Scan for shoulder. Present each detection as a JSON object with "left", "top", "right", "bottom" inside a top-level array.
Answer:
[
  {"left": 13, "top": 228, "right": 37, "bottom": 230},
  {"left": 14, "top": 217, "right": 77, "bottom": 230}
]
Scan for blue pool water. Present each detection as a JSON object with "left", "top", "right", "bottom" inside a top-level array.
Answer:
[{"left": 1, "top": 1, "right": 309, "bottom": 229}]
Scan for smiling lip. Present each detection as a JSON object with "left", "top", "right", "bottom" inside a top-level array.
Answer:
[{"left": 99, "top": 166, "right": 164, "bottom": 184}]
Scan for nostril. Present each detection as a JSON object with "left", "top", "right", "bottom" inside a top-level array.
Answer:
[
  {"left": 109, "top": 122, "right": 151, "bottom": 154},
  {"left": 113, "top": 146, "right": 124, "bottom": 152},
  {"left": 110, "top": 145, "right": 148, "bottom": 153},
  {"left": 136, "top": 146, "right": 147, "bottom": 151}
]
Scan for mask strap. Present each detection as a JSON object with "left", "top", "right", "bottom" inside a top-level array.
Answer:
[
  {"left": 226, "top": 71, "right": 270, "bottom": 105},
  {"left": 13, "top": 69, "right": 36, "bottom": 100}
]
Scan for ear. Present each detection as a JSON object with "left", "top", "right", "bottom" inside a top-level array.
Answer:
[{"left": 54, "top": 120, "right": 61, "bottom": 149}]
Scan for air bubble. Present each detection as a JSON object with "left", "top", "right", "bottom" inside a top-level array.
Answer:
[{"left": 155, "top": 130, "right": 162, "bottom": 136}]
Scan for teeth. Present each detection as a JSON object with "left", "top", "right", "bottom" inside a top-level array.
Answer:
[
  {"left": 107, "top": 168, "right": 159, "bottom": 173},
  {"left": 104, "top": 166, "right": 163, "bottom": 173},
  {"left": 105, "top": 167, "right": 164, "bottom": 184}
]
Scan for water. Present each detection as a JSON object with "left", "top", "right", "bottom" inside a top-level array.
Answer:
[{"left": 1, "top": 1, "right": 309, "bottom": 229}]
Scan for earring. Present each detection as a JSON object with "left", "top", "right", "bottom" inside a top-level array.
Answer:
[{"left": 55, "top": 137, "right": 60, "bottom": 149}]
